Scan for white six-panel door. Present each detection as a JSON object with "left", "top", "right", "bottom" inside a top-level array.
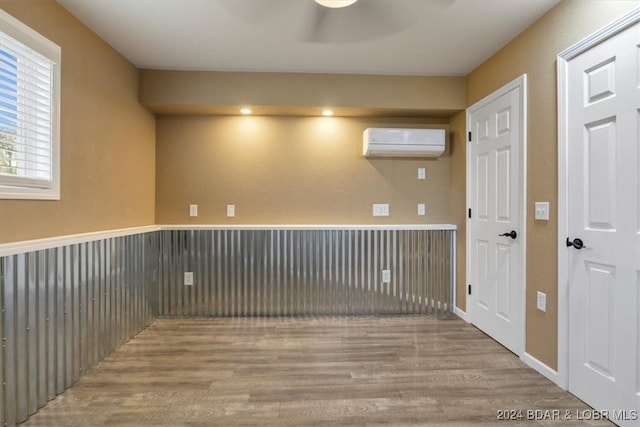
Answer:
[
  {"left": 467, "top": 77, "right": 526, "bottom": 355},
  {"left": 565, "top": 19, "right": 640, "bottom": 424}
]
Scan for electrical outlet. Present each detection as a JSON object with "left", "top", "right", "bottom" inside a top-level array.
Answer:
[
  {"left": 382, "top": 269, "right": 391, "bottom": 283},
  {"left": 184, "top": 272, "right": 194, "bottom": 286},
  {"left": 417, "top": 203, "right": 426, "bottom": 216},
  {"left": 373, "top": 204, "right": 389, "bottom": 216},
  {"left": 418, "top": 167, "right": 426, "bottom": 180},
  {"left": 189, "top": 204, "right": 198, "bottom": 217},
  {"left": 536, "top": 291, "right": 546, "bottom": 312},
  {"left": 227, "top": 204, "right": 235, "bottom": 217}
]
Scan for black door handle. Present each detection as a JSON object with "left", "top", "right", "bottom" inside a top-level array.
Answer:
[
  {"left": 566, "top": 237, "right": 587, "bottom": 250},
  {"left": 499, "top": 230, "right": 517, "bottom": 239}
]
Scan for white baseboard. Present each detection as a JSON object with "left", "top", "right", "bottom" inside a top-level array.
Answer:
[
  {"left": 521, "top": 351, "right": 561, "bottom": 386},
  {"left": 454, "top": 306, "right": 467, "bottom": 321}
]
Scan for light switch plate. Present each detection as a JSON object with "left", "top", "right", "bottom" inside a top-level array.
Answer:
[
  {"left": 417, "top": 203, "right": 426, "bottom": 216},
  {"left": 534, "top": 202, "right": 549, "bottom": 221},
  {"left": 372, "top": 204, "right": 389, "bottom": 216},
  {"left": 536, "top": 291, "right": 546, "bottom": 312},
  {"left": 189, "top": 204, "right": 198, "bottom": 217},
  {"left": 227, "top": 205, "right": 235, "bottom": 217},
  {"left": 418, "top": 168, "right": 426, "bottom": 180}
]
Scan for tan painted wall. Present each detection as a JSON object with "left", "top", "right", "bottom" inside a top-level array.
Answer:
[
  {"left": 448, "top": 111, "right": 466, "bottom": 312},
  {"left": 156, "top": 115, "right": 451, "bottom": 225},
  {"left": 140, "top": 70, "right": 466, "bottom": 117},
  {"left": 463, "top": 0, "right": 638, "bottom": 368},
  {"left": 0, "top": 0, "right": 156, "bottom": 243}
]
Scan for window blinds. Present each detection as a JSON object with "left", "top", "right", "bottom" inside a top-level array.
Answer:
[{"left": 0, "top": 30, "right": 54, "bottom": 189}]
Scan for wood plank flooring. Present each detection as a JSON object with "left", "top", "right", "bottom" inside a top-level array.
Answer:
[{"left": 22, "top": 316, "right": 610, "bottom": 426}]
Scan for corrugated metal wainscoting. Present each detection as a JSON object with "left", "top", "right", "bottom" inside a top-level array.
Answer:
[
  {"left": 158, "top": 229, "right": 454, "bottom": 317},
  {"left": 1, "top": 226, "right": 455, "bottom": 426},
  {"left": 0, "top": 232, "right": 159, "bottom": 426}
]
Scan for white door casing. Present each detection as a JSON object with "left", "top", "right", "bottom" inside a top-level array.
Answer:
[
  {"left": 466, "top": 75, "right": 527, "bottom": 356},
  {"left": 558, "top": 9, "right": 639, "bottom": 425}
]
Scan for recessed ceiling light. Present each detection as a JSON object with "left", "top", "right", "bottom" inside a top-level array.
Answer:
[
  {"left": 322, "top": 109, "right": 334, "bottom": 116},
  {"left": 240, "top": 108, "right": 252, "bottom": 115},
  {"left": 315, "top": 0, "right": 358, "bottom": 8}
]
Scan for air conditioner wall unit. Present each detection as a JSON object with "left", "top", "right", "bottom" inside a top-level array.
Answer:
[{"left": 363, "top": 128, "right": 446, "bottom": 158}]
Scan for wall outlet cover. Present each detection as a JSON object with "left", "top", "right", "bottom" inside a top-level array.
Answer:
[
  {"left": 227, "top": 204, "right": 235, "bottom": 217},
  {"left": 536, "top": 291, "right": 546, "bottom": 312},
  {"left": 372, "top": 204, "right": 389, "bottom": 216},
  {"left": 189, "top": 204, "right": 198, "bottom": 217},
  {"left": 382, "top": 269, "right": 391, "bottom": 283},
  {"left": 184, "top": 272, "right": 194, "bottom": 286},
  {"left": 373, "top": 203, "right": 389, "bottom": 216}
]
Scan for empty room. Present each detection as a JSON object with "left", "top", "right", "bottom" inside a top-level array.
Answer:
[{"left": 0, "top": 0, "right": 638, "bottom": 425}]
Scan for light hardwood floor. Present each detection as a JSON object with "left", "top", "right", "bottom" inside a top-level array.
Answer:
[{"left": 23, "top": 316, "right": 610, "bottom": 426}]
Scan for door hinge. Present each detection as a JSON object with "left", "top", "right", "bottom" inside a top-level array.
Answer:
[
  {"left": 468, "top": 131, "right": 472, "bottom": 142},
  {"left": 468, "top": 284, "right": 472, "bottom": 295},
  {"left": 468, "top": 208, "right": 472, "bottom": 219}
]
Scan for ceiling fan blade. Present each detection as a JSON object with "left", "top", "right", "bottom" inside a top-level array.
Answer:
[
  {"left": 298, "top": 2, "right": 329, "bottom": 42},
  {"left": 224, "top": 0, "right": 437, "bottom": 45},
  {"left": 300, "top": 0, "right": 411, "bottom": 44},
  {"left": 220, "top": 0, "right": 291, "bottom": 24}
]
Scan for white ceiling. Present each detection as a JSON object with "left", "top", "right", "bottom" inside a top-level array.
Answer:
[{"left": 56, "top": 0, "right": 561, "bottom": 76}]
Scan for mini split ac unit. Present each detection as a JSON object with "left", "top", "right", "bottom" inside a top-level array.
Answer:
[{"left": 363, "top": 128, "right": 446, "bottom": 158}]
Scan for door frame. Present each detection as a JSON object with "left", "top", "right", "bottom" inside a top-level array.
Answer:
[
  {"left": 556, "top": 7, "right": 640, "bottom": 390},
  {"left": 465, "top": 74, "right": 528, "bottom": 357}
]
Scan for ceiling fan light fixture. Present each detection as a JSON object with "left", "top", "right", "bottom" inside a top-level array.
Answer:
[{"left": 315, "top": 0, "right": 358, "bottom": 8}]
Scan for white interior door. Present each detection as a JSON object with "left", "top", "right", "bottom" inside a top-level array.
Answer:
[
  {"left": 565, "top": 20, "right": 640, "bottom": 424},
  {"left": 467, "top": 77, "right": 525, "bottom": 355}
]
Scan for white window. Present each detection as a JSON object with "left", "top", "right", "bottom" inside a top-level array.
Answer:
[{"left": 0, "top": 10, "right": 60, "bottom": 200}]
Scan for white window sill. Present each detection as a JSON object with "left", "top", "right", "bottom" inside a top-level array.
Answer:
[{"left": 0, "top": 185, "right": 60, "bottom": 200}]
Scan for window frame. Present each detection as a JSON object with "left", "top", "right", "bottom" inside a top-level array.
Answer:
[{"left": 0, "top": 10, "right": 61, "bottom": 200}]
